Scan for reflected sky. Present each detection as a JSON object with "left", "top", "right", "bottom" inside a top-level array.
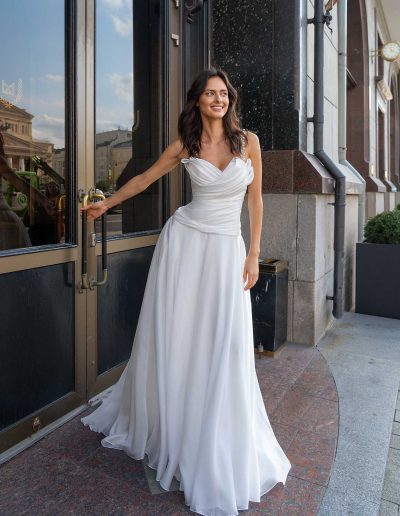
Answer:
[
  {"left": 0, "top": 0, "right": 133, "bottom": 148},
  {"left": 0, "top": 0, "right": 64, "bottom": 147},
  {"left": 96, "top": 0, "right": 133, "bottom": 134}
]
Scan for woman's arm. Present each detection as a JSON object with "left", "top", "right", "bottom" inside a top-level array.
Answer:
[
  {"left": 82, "top": 139, "right": 185, "bottom": 221},
  {"left": 246, "top": 131, "right": 263, "bottom": 257},
  {"left": 242, "top": 131, "right": 263, "bottom": 290}
]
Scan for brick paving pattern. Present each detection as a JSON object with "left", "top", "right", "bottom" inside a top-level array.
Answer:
[{"left": 0, "top": 343, "right": 338, "bottom": 515}]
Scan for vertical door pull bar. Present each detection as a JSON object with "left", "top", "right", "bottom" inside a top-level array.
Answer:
[
  {"left": 79, "top": 193, "right": 90, "bottom": 292},
  {"left": 89, "top": 190, "right": 108, "bottom": 289}
]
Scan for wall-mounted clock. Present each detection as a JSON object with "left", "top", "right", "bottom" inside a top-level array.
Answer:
[{"left": 380, "top": 41, "right": 400, "bottom": 62}]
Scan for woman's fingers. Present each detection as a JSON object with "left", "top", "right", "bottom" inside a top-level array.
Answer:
[
  {"left": 79, "top": 204, "right": 105, "bottom": 221},
  {"left": 243, "top": 270, "right": 259, "bottom": 290}
]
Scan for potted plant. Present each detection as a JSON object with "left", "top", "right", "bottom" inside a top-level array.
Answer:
[{"left": 355, "top": 204, "right": 400, "bottom": 319}]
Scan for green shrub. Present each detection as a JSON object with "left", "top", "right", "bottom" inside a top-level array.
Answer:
[
  {"left": 364, "top": 209, "right": 400, "bottom": 244},
  {"left": 396, "top": 203, "right": 400, "bottom": 211}
]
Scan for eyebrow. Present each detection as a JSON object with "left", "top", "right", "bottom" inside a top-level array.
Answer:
[{"left": 205, "top": 88, "right": 228, "bottom": 92}]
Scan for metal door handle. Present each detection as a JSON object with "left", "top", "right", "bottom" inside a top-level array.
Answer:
[
  {"left": 79, "top": 193, "right": 90, "bottom": 291},
  {"left": 56, "top": 194, "right": 66, "bottom": 243},
  {"left": 132, "top": 110, "right": 140, "bottom": 133},
  {"left": 88, "top": 190, "right": 108, "bottom": 289}
]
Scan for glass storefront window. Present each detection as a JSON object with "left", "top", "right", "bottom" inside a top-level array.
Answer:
[{"left": 0, "top": 0, "right": 68, "bottom": 252}]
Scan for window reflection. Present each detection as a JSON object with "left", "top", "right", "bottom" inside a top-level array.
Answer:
[
  {"left": 0, "top": 0, "right": 67, "bottom": 251},
  {"left": 95, "top": 0, "right": 164, "bottom": 237}
]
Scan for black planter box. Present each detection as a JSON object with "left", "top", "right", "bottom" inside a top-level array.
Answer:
[
  {"left": 250, "top": 258, "right": 288, "bottom": 353},
  {"left": 355, "top": 242, "right": 400, "bottom": 319}
]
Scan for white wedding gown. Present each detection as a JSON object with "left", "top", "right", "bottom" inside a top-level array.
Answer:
[{"left": 81, "top": 156, "right": 292, "bottom": 516}]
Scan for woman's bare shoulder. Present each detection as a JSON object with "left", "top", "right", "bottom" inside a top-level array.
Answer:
[
  {"left": 243, "top": 129, "right": 259, "bottom": 144},
  {"left": 242, "top": 130, "right": 260, "bottom": 158},
  {"left": 169, "top": 138, "right": 189, "bottom": 159}
]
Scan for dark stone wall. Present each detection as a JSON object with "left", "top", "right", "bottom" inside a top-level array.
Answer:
[{"left": 211, "top": 0, "right": 307, "bottom": 152}]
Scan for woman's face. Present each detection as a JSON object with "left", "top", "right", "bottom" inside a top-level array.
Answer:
[{"left": 196, "top": 76, "right": 229, "bottom": 120}]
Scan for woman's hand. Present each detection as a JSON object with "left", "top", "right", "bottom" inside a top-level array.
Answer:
[
  {"left": 80, "top": 200, "right": 108, "bottom": 222},
  {"left": 243, "top": 254, "right": 259, "bottom": 290}
]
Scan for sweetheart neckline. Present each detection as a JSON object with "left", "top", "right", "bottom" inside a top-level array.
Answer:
[{"left": 182, "top": 156, "right": 252, "bottom": 174}]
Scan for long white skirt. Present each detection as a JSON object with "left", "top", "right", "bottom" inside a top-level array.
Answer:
[{"left": 81, "top": 215, "right": 291, "bottom": 516}]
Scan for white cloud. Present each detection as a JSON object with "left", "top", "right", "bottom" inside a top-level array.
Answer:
[
  {"left": 45, "top": 74, "right": 64, "bottom": 83},
  {"left": 101, "top": 0, "right": 130, "bottom": 10},
  {"left": 32, "top": 113, "right": 65, "bottom": 148},
  {"left": 96, "top": 119, "right": 130, "bottom": 133},
  {"left": 22, "top": 95, "right": 65, "bottom": 114},
  {"left": 111, "top": 15, "right": 132, "bottom": 37},
  {"left": 108, "top": 72, "right": 133, "bottom": 102},
  {"left": 96, "top": 104, "right": 133, "bottom": 133}
]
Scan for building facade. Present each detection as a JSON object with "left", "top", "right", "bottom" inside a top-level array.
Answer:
[
  {"left": 0, "top": 0, "right": 399, "bottom": 457},
  {"left": 214, "top": 0, "right": 400, "bottom": 345}
]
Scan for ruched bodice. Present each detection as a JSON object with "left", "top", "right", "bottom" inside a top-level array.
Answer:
[{"left": 173, "top": 156, "right": 254, "bottom": 236}]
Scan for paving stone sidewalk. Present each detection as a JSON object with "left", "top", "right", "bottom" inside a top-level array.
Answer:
[
  {"left": 316, "top": 311, "right": 400, "bottom": 516},
  {"left": 1, "top": 310, "right": 399, "bottom": 515},
  {"left": 0, "top": 342, "right": 338, "bottom": 515}
]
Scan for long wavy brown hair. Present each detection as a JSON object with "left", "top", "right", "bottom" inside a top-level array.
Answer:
[{"left": 178, "top": 68, "right": 248, "bottom": 158}]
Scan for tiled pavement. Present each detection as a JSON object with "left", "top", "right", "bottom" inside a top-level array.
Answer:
[
  {"left": 316, "top": 311, "right": 400, "bottom": 516},
  {"left": 0, "top": 342, "right": 339, "bottom": 515}
]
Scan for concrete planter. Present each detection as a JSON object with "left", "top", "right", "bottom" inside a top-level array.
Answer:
[{"left": 355, "top": 242, "right": 400, "bottom": 319}]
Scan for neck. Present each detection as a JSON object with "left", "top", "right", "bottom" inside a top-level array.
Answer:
[{"left": 200, "top": 117, "right": 225, "bottom": 145}]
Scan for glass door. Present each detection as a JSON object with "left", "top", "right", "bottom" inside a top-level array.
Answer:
[{"left": 83, "top": 0, "right": 181, "bottom": 399}]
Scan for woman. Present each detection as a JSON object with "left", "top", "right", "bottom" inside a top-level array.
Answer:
[{"left": 81, "top": 68, "right": 291, "bottom": 515}]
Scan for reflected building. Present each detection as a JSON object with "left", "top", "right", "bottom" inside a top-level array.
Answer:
[
  {"left": 0, "top": 101, "right": 63, "bottom": 247},
  {"left": 52, "top": 148, "right": 66, "bottom": 180},
  {"left": 95, "top": 130, "right": 132, "bottom": 187},
  {"left": 0, "top": 102, "right": 53, "bottom": 172},
  {"left": 111, "top": 139, "right": 132, "bottom": 185}
]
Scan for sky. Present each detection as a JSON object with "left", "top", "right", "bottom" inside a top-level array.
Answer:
[
  {"left": 96, "top": 0, "right": 134, "bottom": 136},
  {"left": 0, "top": 0, "right": 133, "bottom": 149}
]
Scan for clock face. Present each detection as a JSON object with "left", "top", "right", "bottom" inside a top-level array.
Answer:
[{"left": 381, "top": 41, "right": 400, "bottom": 62}]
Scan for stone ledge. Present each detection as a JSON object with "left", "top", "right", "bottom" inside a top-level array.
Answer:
[{"left": 262, "top": 150, "right": 365, "bottom": 195}]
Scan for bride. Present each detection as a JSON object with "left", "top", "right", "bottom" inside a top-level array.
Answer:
[{"left": 81, "top": 67, "right": 291, "bottom": 516}]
